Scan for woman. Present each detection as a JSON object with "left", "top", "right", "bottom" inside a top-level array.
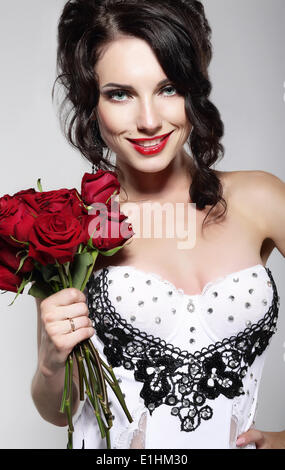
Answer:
[{"left": 31, "top": 0, "right": 285, "bottom": 449}]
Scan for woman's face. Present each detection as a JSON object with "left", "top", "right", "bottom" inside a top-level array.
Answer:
[{"left": 94, "top": 35, "right": 192, "bottom": 175}]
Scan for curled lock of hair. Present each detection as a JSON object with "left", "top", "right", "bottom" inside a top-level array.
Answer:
[{"left": 52, "top": 0, "right": 227, "bottom": 228}]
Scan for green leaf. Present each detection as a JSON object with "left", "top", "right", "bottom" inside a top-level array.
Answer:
[
  {"left": 15, "top": 251, "right": 30, "bottom": 274},
  {"left": 40, "top": 264, "right": 61, "bottom": 283},
  {"left": 37, "top": 178, "right": 43, "bottom": 192},
  {"left": 70, "top": 252, "right": 94, "bottom": 290},
  {"left": 8, "top": 272, "right": 33, "bottom": 306},
  {"left": 9, "top": 235, "right": 29, "bottom": 246},
  {"left": 98, "top": 245, "right": 124, "bottom": 256},
  {"left": 27, "top": 282, "right": 54, "bottom": 299}
]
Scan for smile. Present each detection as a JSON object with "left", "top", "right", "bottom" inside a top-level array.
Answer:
[{"left": 127, "top": 131, "right": 174, "bottom": 156}]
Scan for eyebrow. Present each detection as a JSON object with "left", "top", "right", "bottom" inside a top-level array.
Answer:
[{"left": 101, "top": 78, "right": 171, "bottom": 91}]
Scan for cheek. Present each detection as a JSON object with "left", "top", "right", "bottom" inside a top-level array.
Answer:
[
  {"left": 96, "top": 103, "right": 126, "bottom": 140},
  {"left": 161, "top": 98, "right": 190, "bottom": 127}
]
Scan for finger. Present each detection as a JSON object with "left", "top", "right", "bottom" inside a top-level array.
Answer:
[
  {"left": 47, "top": 315, "right": 93, "bottom": 336},
  {"left": 58, "top": 302, "right": 89, "bottom": 321},
  {"left": 58, "top": 326, "right": 96, "bottom": 352},
  {"left": 42, "top": 288, "right": 86, "bottom": 310},
  {"left": 236, "top": 428, "right": 265, "bottom": 447},
  {"left": 63, "top": 316, "right": 94, "bottom": 335}
]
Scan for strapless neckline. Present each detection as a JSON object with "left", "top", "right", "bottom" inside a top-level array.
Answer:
[{"left": 93, "top": 263, "right": 268, "bottom": 298}]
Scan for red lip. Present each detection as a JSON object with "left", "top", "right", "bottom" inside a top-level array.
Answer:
[
  {"left": 127, "top": 131, "right": 173, "bottom": 156},
  {"left": 128, "top": 131, "right": 173, "bottom": 143}
]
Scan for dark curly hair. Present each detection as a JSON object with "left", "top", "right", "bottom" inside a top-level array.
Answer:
[{"left": 52, "top": 0, "right": 227, "bottom": 228}]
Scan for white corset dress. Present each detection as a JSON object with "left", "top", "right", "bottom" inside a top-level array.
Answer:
[{"left": 73, "top": 263, "right": 280, "bottom": 449}]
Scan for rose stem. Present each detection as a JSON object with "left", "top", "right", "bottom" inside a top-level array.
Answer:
[
  {"left": 78, "top": 345, "right": 107, "bottom": 440},
  {"left": 59, "top": 357, "right": 69, "bottom": 414},
  {"left": 56, "top": 262, "right": 68, "bottom": 289},
  {"left": 80, "top": 250, "right": 99, "bottom": 293},
  {"left": 90, "top": 355, "right": 133, "bottom": 422},
  {"left": 74, "top": 347, "right": 84, "bottom": 400},
  {"left": 87, "top": 339, "right": 133, "bottom": 422},
  {"left": 86, "top": 339, "right": 108, "bottom": 408}
]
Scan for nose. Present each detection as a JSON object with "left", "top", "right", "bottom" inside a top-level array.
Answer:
[{"left": 136, "top": 98, "right": 162, "bottom": 135}]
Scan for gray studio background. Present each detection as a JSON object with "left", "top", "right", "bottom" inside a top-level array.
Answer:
[{"left": 0, "top": 0, "right": 284, "bottom": 449}]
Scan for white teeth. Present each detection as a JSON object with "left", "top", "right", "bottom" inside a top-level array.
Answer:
[{"left": 136, "top": 138, "right": 164, "bottom": 148}]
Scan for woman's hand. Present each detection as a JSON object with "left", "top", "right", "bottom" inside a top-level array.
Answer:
[
  {"left": 236, "top": 428, "right": 285, "bottom": 449},
  {"left": 38, "top": 287, "right": 95, "bottom": 377}
]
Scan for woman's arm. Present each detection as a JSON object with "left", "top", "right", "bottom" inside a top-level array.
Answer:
[{"left": 31, "top": 291, "right": 93, "bottom": 427}]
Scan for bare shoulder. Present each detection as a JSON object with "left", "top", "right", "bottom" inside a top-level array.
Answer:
[{"left": 220, "top": 169, "right": 285, "bottom": 256}]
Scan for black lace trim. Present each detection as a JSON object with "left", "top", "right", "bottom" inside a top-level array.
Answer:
[{"left": 87, "top": 267, "right": 279, "bottom": 432}]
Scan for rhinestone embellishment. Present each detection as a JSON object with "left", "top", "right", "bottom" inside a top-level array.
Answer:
[
  {"left": 245, "top": 302, "right": 251, "bottom": 308},
  {"left": 116, "top": 296, "right": 122, "bottom": 302},
  {"left": 138, "top": 300, "right": 144, "bottom": 307},
  {"left": 146, "top": 279, "right": 151, "bottom": 285},
  {"left": 233, "top": 277, "right": 239, "bottom": 283},
  {"left": 130, "top": 315, "right": 136, "bottom": 322},
  {"left": 207, "top": 308, "right": 213, "bottom": 314},
  {"left": 171, "top": 308, "right": 176, "bottom": 314},
  {"left": 124, "top": 273, "right": 129, "bottom": 278},
  {"left": 229, "top": 295, "right": 235, "bottom": 301},
  {"left": 249, "top": 289, "right": 254, "bottom": 294},
  {"left": 228, "top": 315, "right": 234, "bottom": 322},
  {"left": 152, "top": 297, "right": 158, "bottom": 302},
  {"left": 155, "top": 317, "right": 161, "bottom": 324},
  {"left": 129, "top": 286, "right": 135, "bottom": 292},
  {"left": 187, "top": 301, "right": 195, "bottom": 313},
  {"left": 252, "top": 272, "right": 258, "bottom": 277}
]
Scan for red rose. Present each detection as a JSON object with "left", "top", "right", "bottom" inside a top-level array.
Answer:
[
  {"left": 0, "top": 264, "right": 23, "bottom": 293},
  {"left": 81, "top": 170, "right": 120, "bottom": 206},
  {"left": 0, "top": 195, "right": 36, "bottom": 244},
  {"left": 84, "top": 200, "right": 134, "bottom": 251},
  {"left": 0, "top": 238, "right": 34, "bottom": 273},
  {"left": 16, "top": 188, "right": 86, "bottom": 218},
  {"left": 13, "top": 188, "right": 39, "bottom": 214},
  {"left": 37, "top": 189, "right": 86, "bottom": 217},
  {"left": 28, "top": 212, "right": 86, "bottom": 265}
]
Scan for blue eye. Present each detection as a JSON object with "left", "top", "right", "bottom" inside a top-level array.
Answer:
[
  {"left": 162, "top": 86, "right": 177, "bottom": 96},
  {"left": 108, "top": 90, "right": 129, "bottom": 102},
  {"left": 106, "top": 84, "right": 177, "bottom": 103}
]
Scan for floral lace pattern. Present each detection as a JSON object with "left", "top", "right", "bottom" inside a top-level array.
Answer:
[{"left": 87, "top": 267, "right": 279, "bottom": 433}]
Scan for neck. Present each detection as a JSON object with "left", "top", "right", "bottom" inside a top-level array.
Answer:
[{"left": 117, "top": 150, "right": 195, "bottom": 204}]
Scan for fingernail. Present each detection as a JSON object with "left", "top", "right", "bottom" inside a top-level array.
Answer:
[{"left": 236, "top": 436, "right": 246, "bottom": 446}]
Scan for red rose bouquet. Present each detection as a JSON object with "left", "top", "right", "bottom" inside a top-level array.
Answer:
[{"left": 0, "top": 169, "right": 135, "bottom": 448}]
